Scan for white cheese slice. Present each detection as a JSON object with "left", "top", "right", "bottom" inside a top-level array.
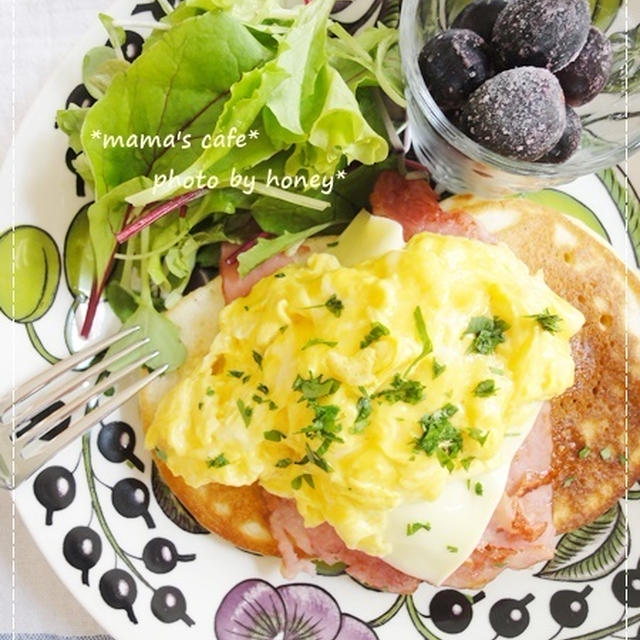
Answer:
[{"left": 381, "top": 402, "right": 542, "bottom": 585}]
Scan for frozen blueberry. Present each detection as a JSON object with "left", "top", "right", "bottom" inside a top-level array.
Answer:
[
  {"left": 460, "top": 67, "right": 566, "bottom": 161},
  {"left": 556, "top": 27, "right": 613, "bottom": 106},
  {"left": 538, "top": 106, "right": 582, "bottom": 163},
  {"left": 419, "top": 29, "right": 492, "bottom": 110},
  {"left": 451, "top": 0, "right": 507, "bottom": 43},
  {"left": 492, "top": 0, "right": 591, "bottom": 72}
]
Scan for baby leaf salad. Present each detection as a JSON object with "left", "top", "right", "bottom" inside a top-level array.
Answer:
[{"left": 57, "top": 0, "right": 405, "bottom": 370}]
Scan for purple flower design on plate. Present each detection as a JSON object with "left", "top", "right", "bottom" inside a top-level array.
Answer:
[{"left": 214, "top": 579, "right": 378, "bottom": 640}]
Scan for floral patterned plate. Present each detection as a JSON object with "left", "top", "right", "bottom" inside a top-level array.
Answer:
[{"left": 1, "top": 1, "right": 639, "bottom": 639}]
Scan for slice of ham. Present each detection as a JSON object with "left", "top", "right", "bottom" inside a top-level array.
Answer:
[
  {"left": 265, "top": 404, "right": 554, "bottom": 593},
  {"left": 370, "top": 170, "right": 493, "bottom": 242},
  {"left": 220, "top": 243, "right": 296, "bottom": 304}
]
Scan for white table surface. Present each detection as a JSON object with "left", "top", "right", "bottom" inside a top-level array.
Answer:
[{"left": 1, "top": 1, "right": 638, "bottom": 638}]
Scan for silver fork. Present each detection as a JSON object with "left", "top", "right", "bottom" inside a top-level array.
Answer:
[{"left": 0, "top": 326, "right": 167, "bottom": 490}]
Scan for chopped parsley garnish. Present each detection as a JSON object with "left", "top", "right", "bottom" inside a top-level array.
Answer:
[
  {"left": 206, "top": 386, "right": 215, "bottom": 396},
  {"left": 461, "top": 456, "right": 474, "bottom": 471},
  {"left": 242, "top": 374, "right": 251, "bottom": 384},
  {"left": 228, "top": 370, "right": 244, "bottom": 378},
  {"left": 268, "top": 400, "right": 278, "bottom": 411},
  {"left": 252, "top": 351, "right": 263, "bottom": 369},
  {"left": 198, "top": 401, "right": 204, "bottom": 410},
  {"left": 274, "top": 272, "right": 286, "bottom": 278},
  {"left": 298, "top": 443, "right": 332, "bottom": 473},
  {"left": 463, "top": 315, "right": 510, "bottom": 354},
  {"left": 264, "top": 430, "right": 287, "bottom": 442},
  {"left": 352, "top": 388, "right": 372, "bottom": 434},
  {"left": 257, "top": 384, "right": 270, "bottom": 395},
  {"left": 489, "top": 367, "right": 505, "bottom": 376},
  {"left": 473, "top": 379, "right": 498, "bottom": 397},
  {"left": 474, "top": 482, "right": 484, "bottom": 496},
  {"left": 468, "top": 427, "right": 489, "bottom": 446},
  {"left": 293, "top": 373, "right": 341, "bottom": 401},
  {"left": 275, "top": 458, "right": 292, "bottom": 468},
  {"left": 414, "top": 403, "right": 462, "bottom": 472},
  {"left": 405, "top": 306, "right": 433, "bottom": 374},
  {"left": 302, "top": 338, "right": 338, "bottom": 350},
  {"left": 563, "top": 476, "right": 575, "bottom": 487},
  {"left": 252, "top": 394, "right": 264, "bottom": 404},
  {"left": 237, "top": 399, "right": 253, "bottom": 427},
  {"left": 325, "top": 294, "right": 344, "bottom": 317},
  {"left": 279, "top": 325, "right": 288, "bottom": 334},
  {"left": 447, "top": 545, "right": 459, "bottom": 553},
  {"left": 406, "top": 522, "right": 431, "bottom": 536},
  {"left": 579, "top": 446, "right": 591, "bottom": 459},
  {"left": 298, "top": 403, "right": 343, "bottom": 443},
  {"left": 360, "top": 322, "right": 390, "bottom": 349},
  {"left": 291, "top": 473, "right": 315, "bottom": 490},
  {"left": 154, "top": 447, "right": 168, "bottom": 462},
  {"left": 432, "top": 360, "right": 446, "bottom": 379},
  {"left": 600, "top": 446, "right": 613, "bottom": 461},
  {"left": 326, "top": 241, "right": 339, "bottom": 248},
  {"left": 207, "top": 453, "right": 229, "bottom": 468},
  {"left": 526, "top": 308, "right": 563, "bottom": 334},
  {"left": 373, "top": 374, "right": 425, "bottom": 405}
]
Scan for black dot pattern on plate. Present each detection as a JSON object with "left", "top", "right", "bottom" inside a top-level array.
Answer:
[
  {"left": 151, "top": 586, "right": 195, "bottom": 625},
  {"left": 99, "top": 569, "right": 138, "bottom": 624},
  {"left": 142, "top": 538, "right": 196, "bottom": 574},
  {"left": 98, "top": 421, "right": 144, "bottom": 471},
  {"left": 429, "top": 589, "right": 485, "bottom": 634},
  {"left": 111, "top": 477, "right": 156, "bottom": 528},
  {"left": 33, "top": 465, "right": 76, "bottom": 525},
  {"left": 489, "top": 594, "right": 534, "bottom": 638},
  {"left": 105, "top": 30, "right": 144, "bottom": 63},
  {"left": 132, "top": 0, "right": 178, "bottom": 21},
  {"left": 63, "top": 526, "right": 102, "bottom": 586}
]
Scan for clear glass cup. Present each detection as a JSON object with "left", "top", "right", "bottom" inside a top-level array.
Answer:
[{"left": 399, "top": 0, "right": 640, "bottom": 197}]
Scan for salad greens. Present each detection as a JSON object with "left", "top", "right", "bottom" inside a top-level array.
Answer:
[{"left": 57, "top": 0, "right": 405, "bottom": 370}]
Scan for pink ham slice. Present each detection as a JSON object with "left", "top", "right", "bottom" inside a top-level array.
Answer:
[
  {"left": 370, "top": 171, "right": 494, "bottom": 243},
  {"left": 265, "top": 404, "right": 554, "bottom": 593}
]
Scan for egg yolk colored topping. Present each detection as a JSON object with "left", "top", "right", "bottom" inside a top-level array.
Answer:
[{"left": 146, "top": 231, "right": 584, "bottom": 556}]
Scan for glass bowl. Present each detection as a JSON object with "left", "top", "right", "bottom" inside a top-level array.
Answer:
[{"left": 399, "top": 0, "right": 640, "bottom": 197}]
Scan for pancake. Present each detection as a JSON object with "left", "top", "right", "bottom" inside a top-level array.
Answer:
[{"left": 139, "top": 198, "right": 640, "bottom": 559}]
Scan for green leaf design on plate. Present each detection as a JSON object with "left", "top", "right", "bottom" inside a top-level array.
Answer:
[
  {"left": 151, "top": 462, "right": 209, "bottom": 534},
  {"left": 0, "top": 225, "right": 61, "bottom": 323},
  {"left": 64, "top": 203, "right": 95, "bottom": 298},
  {"left": 589, "top": 0, "right": 623, "bottom": 32},
  {"left": 379, "top": 0, "right": 401, "bottom": 28},
  {"left": 520, "top": 190, "right": 609, "bottom": 240},
  {"left": 598, "top": 167, "right": 640, "bottom": 265},
  {"left": 605, "top": 25, "right": 640, "bottom": 94},
  {"left": 536, "top": 502, "right": 628, "bottom": 581}
]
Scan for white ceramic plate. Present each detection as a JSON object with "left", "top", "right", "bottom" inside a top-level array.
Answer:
[{"left": 2, "top": 1, "right": 640, "bottom": 639}]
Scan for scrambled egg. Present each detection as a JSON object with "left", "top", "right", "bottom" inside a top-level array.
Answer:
[{"left": 146, "top": 227, "right": 584, "bottom": 557}]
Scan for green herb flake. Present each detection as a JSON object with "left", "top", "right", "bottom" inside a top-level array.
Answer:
[
  {"left": 447, "top": 545, "right": 459, "bottom": 553},
  {"left": 252, "top": 394, "right": 264, "bottom": 404},
  {"left": 325, "top": 294, "right": 344, "bottom": 317},
  {"left": 302, "top": 338, "right": 338, "bottom": 350},
  {"left": 206, "top": 386, "right": 215, "bottom": 396},
  {"left": 405, "top": 307, "right": 433, "bottom": 373},
  {"left": 291, "top": 473, "right": 315, "bottom": 490},
  {"left": 279, "top": 325, "right": 288, "bottom": 334},
  {"left": 154, "top": 447, "right": 168, "bottom": 462},
  {"left": 578, "top": 446, "right": 591, "bottom": 459},
  {"left": 275, "top": 458, "right": 292, "bottom": 468},
  {"left": 207, "top": 453, "right": 229, "bottom": 469},
  {"left": 461, "top": 457, "right": 474, "bottom": 471},
  {"left": 600, "top": 446, "right": 613, "bottom": 461},
  {"left": 264, "top": 430, "right": 287, "bottom": 442},
  {"left": 268, "top": 400, "right": 278, "bottom": 411},
  {"left": 360, "top": 322, "right": 391, "bottom": 349},
  {"left": 463, "top": 316, "right": 510, "bottom": 355},
  {"left": 526, "top": 308, "right": 563, "bottom": 334},
  {"left": 489, "top": 367, "right": 505, "bottom": 376},
  {"left": 432, "top": 360, "right": 446, "bottom": 379},
  {"left": 257, "top": 384, "right": 270, "bottom": 395},
  {"left": 352, "top": 391, "right": 372, "bottom": 434},
  {"left": 373, "top": 374, "right": 425, "bottom": 405},
  {"left": 468, "top": 427, "right": 489, "bottom": 446},
  {"left": 473, "top": 379, "right": 498, "bottom": 397},
  {"left": 198, "top": 401, "right": 204, "bottom": 410},
  {"left": 414, "top": 404, "right": 462, "bottom": 472},
  {"left": 474, "top": 482, "right": 484, "bottom": 496},
  {"left": 326, "top": 241, "right": 339, "bottom": 248},
  {"left": 563, "top": 476, "right": 575, "bottom": 488},
  {"left": 237, "top": 399, "right": 253, "bottom": 427},
  {"left": 406, "top": 522, "right": 431, "bottom": 536},
  {"left": 293, "top": 372, "right": 341, "bottom": 400},
  {"left": 274, "top": 273, "right": 286, "bottom": 278},
  {"left": 242, "top": 375, "right": 251, "bottom": 384},
  {"left": 104, "top": 387, "right": 115, "bottom": 397},
  {"left": 252, "top": 351, "right": 263, "bottom": 369},
  {"left": 228, "top": 370, "right": 244, "bottom": 379}
]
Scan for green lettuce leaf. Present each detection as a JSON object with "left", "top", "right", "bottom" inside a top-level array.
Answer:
[
  {"left": 81, "top": 11, "right": 271, "bottom": 197},
  {"left": 82, "top": 46, "right": 129, "bottom": 100},
  {"left": 56, "top": 106, "right": 90, "bottom": 153},
  {"left": 237, "top": 222, "right": 331, "bottom": 276}
]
